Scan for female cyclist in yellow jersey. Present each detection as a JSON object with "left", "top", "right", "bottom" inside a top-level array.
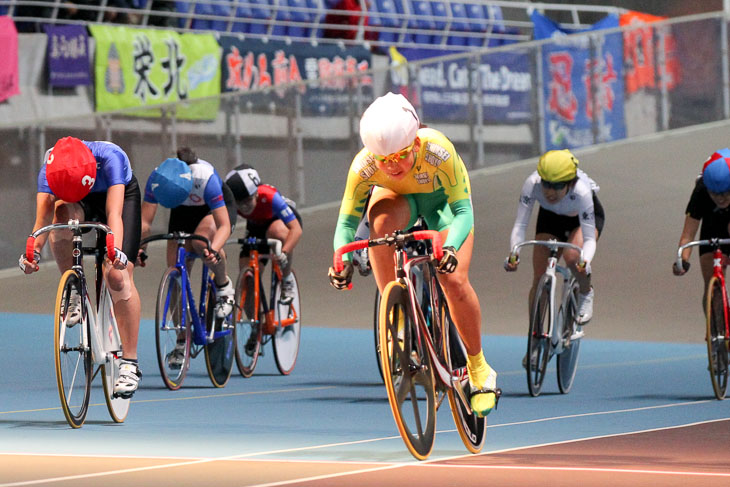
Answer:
[{"left": 328, "top": 93, "right": 498, "bottom": 417}]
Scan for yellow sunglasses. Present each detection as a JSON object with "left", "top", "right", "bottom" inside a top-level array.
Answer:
[{"left": 372, "top": 140, "right": 415, "bottom": 165}]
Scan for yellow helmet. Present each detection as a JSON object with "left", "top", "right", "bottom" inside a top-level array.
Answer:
[{"left": 537, "top": 149, "right": 579, "bottom": 183}]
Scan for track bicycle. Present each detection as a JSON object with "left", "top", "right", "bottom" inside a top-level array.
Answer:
[
  {"left": 140, "top": 232, "right": 235, "bottom": 390},
  {"left": 335, "top": 229, "right": 497, "bottom": 460},
  {"left": 229, "top": 236, "right": 301, "bottom": 377},
  {"left": 508, "top": 240, "right": 585, "bottom": 397},
  {"left": 676, "top": 238, "right": 730, "bottom": 399},
  {"left": 26, "top": 220, "right": 131, "bottom": 428}
]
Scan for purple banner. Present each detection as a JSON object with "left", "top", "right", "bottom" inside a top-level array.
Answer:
[{"left": 44, "top": 24, "right": 90, "bottom": 87}]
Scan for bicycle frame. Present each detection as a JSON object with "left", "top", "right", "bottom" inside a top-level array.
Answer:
[
  {"left": 334, "top": 231, "right": 470, "bottom": 401},
  {"left": 511, "top": 239, "right": 585, "bottom": 353},
  {"left": 238, "top": 237, "right": 298, "bottom": 332},
  {"left": 677, "top": 238, "right": 730, "bottom": 340},
  {"left": 28, "top": 220, "right": 120, "bottom": 367}
]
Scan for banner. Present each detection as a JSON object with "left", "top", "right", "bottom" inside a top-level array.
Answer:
[
  {"left": 220, "top": 37, "right": 372, "bottom": 116},
  {"left": 44, "top": 24, "right": 90, "bottom": 87},
  {"left": 620, "top": 10, "right": 680, "bottom": 94},
  {"left": 388, "top": 47, "right": 532, "bottom": 124},
  {"left": 89, "top": 25, "right": 221, "bottom": 119},
  {"left": 532, "top": 11, "right": 626, "bottom": 151},
  {"left": 0, "top": 16, "right": 20, "bottom": 103}
]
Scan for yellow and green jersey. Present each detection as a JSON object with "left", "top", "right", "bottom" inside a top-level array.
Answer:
[{"left": 334, "top": 127, "right": 474, "bottom": 257}]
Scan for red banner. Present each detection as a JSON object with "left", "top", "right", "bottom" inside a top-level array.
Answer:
[
  {"left": 620, "top": 10, "right": 680, "bottom": 94},
  {"left": 0, "top": 16, "right": 20, "bottom": 102}
]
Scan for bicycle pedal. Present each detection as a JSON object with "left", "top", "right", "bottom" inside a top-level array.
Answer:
[{"left": 570, "top": 330, "right": 585, "bottom": 340}]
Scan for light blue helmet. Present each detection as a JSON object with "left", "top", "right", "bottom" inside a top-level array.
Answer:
[
  {"left": 150, "top": 158, "right": 192, "bottom": 208},
  {"left": 702, "top": 148, "right": 730, "bottom": 194}
]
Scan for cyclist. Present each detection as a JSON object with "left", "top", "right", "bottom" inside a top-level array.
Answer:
[
  {"left": 224, "top": 164, "right": 303, "bottom": 305},
  {"left": 328, "top": 92, "right": 498, "bottom": 418},
  {"left": 504, "top": 149, "right": 604, "bottom": 327},
  {"left": 138, "top": 148, "right": 237, "bottom": 321},
  {"left": 19, "top": 137, "right": 143, "bottom": 398},
  {"left": 673, "top": 149, "right": 730, "bottom": 299}
]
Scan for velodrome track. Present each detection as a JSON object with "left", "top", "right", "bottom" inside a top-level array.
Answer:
[{"left": 2, "top": 121, "right": 730, "bottom": 485}]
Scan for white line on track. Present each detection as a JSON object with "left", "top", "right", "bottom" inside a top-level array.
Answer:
[
  {"left": 0, "top": 386, "right": 337, "bottom": 415},
  {"left": 0, "top": 403, "right": 725, "bottom": 486}
]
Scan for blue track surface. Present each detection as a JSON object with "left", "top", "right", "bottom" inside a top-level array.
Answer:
[{"left": 1, "top": 312, "right": 725, "bottom": 465}]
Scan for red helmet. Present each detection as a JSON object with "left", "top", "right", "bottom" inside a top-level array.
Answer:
[{"left": 46, "top": 137, "right": 97, "bottom": 202}]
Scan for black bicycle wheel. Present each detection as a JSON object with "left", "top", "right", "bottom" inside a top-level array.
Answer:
[
  {"left": 379, "top": 280, "right": 436, "bottom": 461},
  {"left": 557, "top": 279, "right": 582, "bottom": 394},
  {"left": 527, "top": 274, "right": 552, "bottom": 397},
  {"left": 441, "top": 286, "right": 487, "bottom": 453},
  {"left": 706, "top": 276, "right": 729, "bottom": 399},
  {"left": 204, "top": 280, "right": 235, "bottom": 388},
  {"left": 155, "top": 267, "right": 191, "bottom": 391},
  {"left": 373, "top": 288, "right": 383, "bottom": 382},
  {"left": 54, "top": 270, "right": 92, "bottom": 428},
  {"left": 234, "top": 269, "right": 262, "bottom": 378}
]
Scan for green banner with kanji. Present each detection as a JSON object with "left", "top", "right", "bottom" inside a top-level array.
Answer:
[{"left": 89, "top": 25, "right": 221, "bottom": 120}]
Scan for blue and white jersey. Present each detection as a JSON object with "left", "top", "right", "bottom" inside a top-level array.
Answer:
[
  {"left": 37, "top": 140, "right": 132, "bottom": 194},
  {"left": 144, "top": 158, "right": 226, "bottom": 210}
]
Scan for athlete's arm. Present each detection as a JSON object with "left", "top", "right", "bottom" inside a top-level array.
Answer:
[
  {"left": 509, "top": 176, "right": 537, "bottom": 252},
  {"left": 677, "top": 214, "right": 700, "bottom": 264},
  {"left": 333, "top": 155, "right": 374, "bottom": 258}
]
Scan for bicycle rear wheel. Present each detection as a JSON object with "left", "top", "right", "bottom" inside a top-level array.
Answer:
[
  {"left": 54, "top": 270, "right": 92, "bottom": 428},
  {"left": 98, "top": 284, "right": 130, "bottom": 422},
  {"left": 706, "top": 276, "right": 729, "bottom": 399},
  {"left": 557, "top": 280, "right": 582, "bottom": 394},
  {"left": 379, "top": 280, "right": 436, "bottom": 461},
  {"left": 441, "top": 293, "right": 487, "bottom": 453},
  {"left": 527, "top": 274, "right": 552, "bottom": 397},
  {"left": 204, "top": 281, "right": 235, "bottom": 388},
  {"left": 273, "top": 271, "right": 301, "bottom": 375},
  {"left": 155, "top": 267, "right": 191, "bottom": 390},
  {"left": 234, "top": 269, "right": 262, "bottom": 377}
]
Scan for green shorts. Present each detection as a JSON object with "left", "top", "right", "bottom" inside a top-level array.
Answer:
[{"left": 404, "top": 193, "right": 453, "bottom": 232}]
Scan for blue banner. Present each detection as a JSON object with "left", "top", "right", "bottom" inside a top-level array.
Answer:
[
  {"left": 220, "top": 37, "right": 372, "bottom": 116},
  {"left": 531, "top": 11, "right": 626, "bottom": 150},
  {"left": 389, "top": 47, "right": 532, "bottom": 124},
  {"left": 44, "top": 24, "right": 90, "bottom": 87}
]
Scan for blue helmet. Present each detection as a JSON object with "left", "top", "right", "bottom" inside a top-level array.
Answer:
[
  {"left": 702, "top": 148, "right": 730, "bottom": 194},
  {"left": 150, "top": 158, "right": 192, "bottom": 208}
]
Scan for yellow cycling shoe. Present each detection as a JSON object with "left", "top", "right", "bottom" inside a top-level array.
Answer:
[{"left": 467, "top": 352, "right": 501, "bottom": 418}]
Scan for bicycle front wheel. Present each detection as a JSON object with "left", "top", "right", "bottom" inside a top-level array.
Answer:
[
  {"left": 233, "top": 269, "right": 262, "bottom": 378},
  {"left": 98, "top": 284, "right": 130, "bottom": 422},
  {"left": 204, "top": 281, "right": 235, "bottom": 388},
  {"left": 54, "top": 270, "right": 92, "bottom": 428},
  {"left": 273, "top": 271, "right": 302, "bottom": 375},
  {"left": 373, "top": 288, "right": 383, "bottom": 382},
  {"left": 155, "top": 267, "right": 191, "bottom": 390},
  {"left": 557, "top": 280, "right": 582, "bottom": 394},
  {"left": 527, "top": 274, "right": 552, "bottom": 397},
  {"left": 379, "top": 280, "right": 436, "bottom": 461},
  {"left": 706, "top": 276, "right": 729, "bottom": 399}
]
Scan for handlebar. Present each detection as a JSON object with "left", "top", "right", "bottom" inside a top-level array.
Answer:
[
  {"left": 509, "top": 239, "right": 585, "bottom": 265},
  {"left": 141, "top": 232, "right": 220, "bottom": 261},
  {"left": 675, "top": 238, "right": 730, "bottom": 269},
  {"left": 333, "top": 230, "right": 444, "bottom": 273},
  {"left": 226, "top": 237, "right": 283, "bottom": 257},
  {"left": 26, "top": 220, "right": 115, "bottom": 262}
]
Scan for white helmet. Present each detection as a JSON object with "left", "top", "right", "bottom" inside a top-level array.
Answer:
[{"left": 359, "top": 93, "right": 420, "bottom": 156}]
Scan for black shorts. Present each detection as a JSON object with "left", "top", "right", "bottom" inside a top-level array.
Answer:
[
  {"left": 535, "top": 192, "right": 605, "bottom": 241},
  {"left": 168, "top": 182, "right": 237, "bottom": 235},
  {"left": 78, "top": 175, "right": 142, "bottom": 260},
  {"left": 241, "top": 208, "right": 303, "bottom": 258},
  {"left": 699, "top": 213, "right": 730, "bottom": 256}
]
